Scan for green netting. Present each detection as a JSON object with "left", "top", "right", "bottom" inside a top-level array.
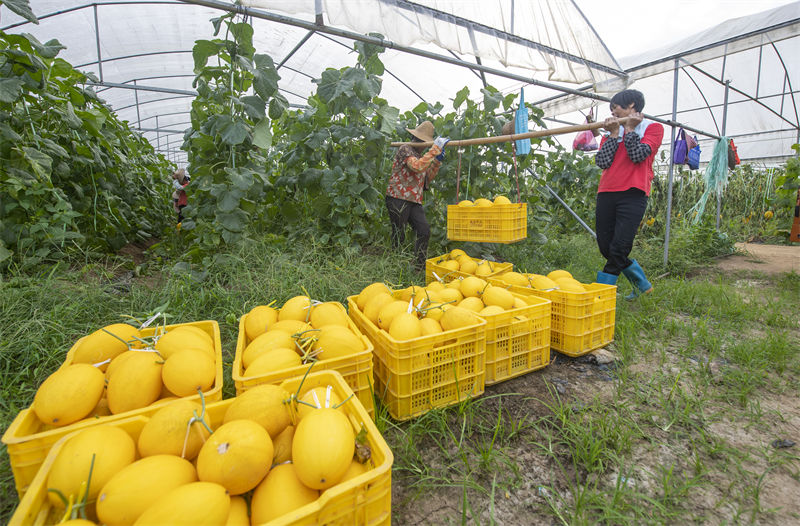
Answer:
[{"left": 689, "top": 137, "right": 730, "bottom": 223}]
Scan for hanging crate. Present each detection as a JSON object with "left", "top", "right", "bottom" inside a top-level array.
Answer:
[
  {"left": 8, "top": 370, "right": 393, "bottom": 526},
  {"left": 232, "top": 302, "right": 374, "bottom": 418},
  {"left": 347, "top": 293, "right": 486, "bottom": 421},
  {"left": 425, "top": 254, "right": 512, "bottom": 284},
  {"left": 487, "top": 278, "right": 616, "bottom": 356},
  {"left": 2, "top": 320, "right": 223, "bottom": 499},
  {"left": 446, "top": 203, "right": 527, "bottom": 243}
]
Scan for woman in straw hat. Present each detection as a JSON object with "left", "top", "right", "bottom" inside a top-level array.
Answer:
[{"left": 386, "top": 121, "right": 450, "bottom": 272}]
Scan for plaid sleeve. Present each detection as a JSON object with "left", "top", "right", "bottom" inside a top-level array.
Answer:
[
  {"left": 595, "top": 137, "right": 618, "bottom": 169},
  {"left": 623, "top": 131, "right": 652, "bottom": 164}
]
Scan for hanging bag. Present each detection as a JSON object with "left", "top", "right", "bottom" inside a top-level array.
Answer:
[
  {"left": 727, "top": 139, "right": 740, "bottom": 169},
  {"left": 573, "top": 108, "right": 598, "bottom": 152},
  {"left": 672, "top": 128, "right": 688, "bottom": 165},
  {"left": 514, "top": 88, "right": 531, "bottom": 155},
  {"left": 686, "top": 135, "right": 701, "bottom": 170}
]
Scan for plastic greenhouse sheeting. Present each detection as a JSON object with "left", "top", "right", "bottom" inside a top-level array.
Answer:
[
  {"left": 1, "top": 0, "right": 625, "bottom": 164},
  {"left": 2, "top": 1, "right": 798, "bottom": 164},
  {"left": 537, "top": 1, "right": 800, "bottom": 163}
]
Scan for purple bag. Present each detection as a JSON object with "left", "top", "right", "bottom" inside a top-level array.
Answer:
[{"left": 673, "top": 128, "right": 688, "bottom": 165}]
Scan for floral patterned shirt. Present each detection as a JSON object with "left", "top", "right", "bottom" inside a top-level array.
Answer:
[{"left": 386, "top": 144, "right": 442, "bottom": 204}]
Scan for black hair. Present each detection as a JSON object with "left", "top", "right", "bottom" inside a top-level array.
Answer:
[
  {"left": 410, "top": 135, "right": 424, "bottom": 143},
  {"left": 610, "top": 89, "right": 645, "bottom": 112}
]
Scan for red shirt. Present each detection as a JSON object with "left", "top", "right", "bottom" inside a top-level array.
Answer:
[
  {"left": 386, "top": 144, "right": 442, "bottom": 204},
  {"left": 597, "top": 122, "right": 664, "bottom": 196}
]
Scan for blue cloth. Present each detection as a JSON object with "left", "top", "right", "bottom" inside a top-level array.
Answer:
[{"left": 515, "top": 88, "right": 531, "bottom": 155}]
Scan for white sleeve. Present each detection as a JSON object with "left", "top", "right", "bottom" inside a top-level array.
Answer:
[{"left": 172, "top": 179, "right": 183, "bottom": 191}]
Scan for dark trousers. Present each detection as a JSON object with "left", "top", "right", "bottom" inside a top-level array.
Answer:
[
  {"left": 595, "top": 189, "right": 648, "bottom": 275},
  {"left": 385, "top": 195, "right": 430, "bottom": 271}
]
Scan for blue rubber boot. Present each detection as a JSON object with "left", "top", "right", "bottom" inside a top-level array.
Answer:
[
  {"left": 595, "top": 271, "right": 618, "bottom": 285},
  {"left": 621, "top": 260, "right": 653, "bottom": 300}
]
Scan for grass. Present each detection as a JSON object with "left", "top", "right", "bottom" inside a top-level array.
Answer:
[{"left": 1, "top": 230, "right": 799, "bottom": 525}]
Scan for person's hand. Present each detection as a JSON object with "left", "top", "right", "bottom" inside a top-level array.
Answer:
[
  {"left": 602, "top": 116, "right": 620, "bottom": 138},
  {"left": 624, "top": 112, "right": 643, "bottom": 132},
  {"left": 433, "top": 136, "right": 450, "bottom": 149}
]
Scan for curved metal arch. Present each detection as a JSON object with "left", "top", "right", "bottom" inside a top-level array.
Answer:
[
  {"left": 769, "top": 40, "right": 800, "bottom": 138},
  {"left": 680, "top": 65, "right": 721, "bottom": 136}
]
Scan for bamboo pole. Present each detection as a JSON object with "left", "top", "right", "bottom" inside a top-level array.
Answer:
[{"left": 390, "top": 117, "right": 632, "bottom": 147}]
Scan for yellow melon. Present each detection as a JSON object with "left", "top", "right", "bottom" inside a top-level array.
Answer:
[
  {"left": 474, "top": 262, "right": 493, "bottom": 277},
  {"left": 398, "top": 285, "right": 424, "bottom": 303},
  {"left": 459, "top": 258, "right": 478, "bottom": 274},
  {"left": 420, "top": 317, "right": 443, "bottom": 335},
  {"left": 440, "top": 306, "right": 480, "bottom": 332},
  {"left": 458, "top": 296, "right": 485, "bottom": 313},
  {"left": 250, "top": 463, "right": 319, "bottom": 524},
  {"left": 269, "top": 319, "right": 311, "bottom": 336},
  {"left": 224, "top": 496, "right": 249, "bottom": 526},
  {"left": 161, "top": 348, "right": 215, "bottom": 398},
  {"left": 154, "top": 327, "right": 214, "bottom": 360},
  {"left": 311, "top": 325, "right": 366, "bottom": 361},
  {"left": 106, "top": 351, "right": 163, "bottom": 414},
  {"left": 272, "top": 425, "right": 295, "bottom": 464},
  {"left": 175, "top": 325, "right": 214, "bottom": 350},
  {"left": 530, "top": 275, "right": 559, "bottom": 290},
  {"left": 460, "top": 275, "right": 487, "bottom": 298},
  {"left": 292, "top": 409, "right": 354, "bottom": 490},
  {"left": 449, "top": 248, "right": 467, "bottom": 259},
  {"left": 48, "top": 425, "right": 136, "bottom": 507},
  {"left": 422, "top": 302, "right": 447, "bottom": 321},
  {"left": 363, "top": 292, "right": 394, "bottom": 326},
  {"left": 296, "top": 385, "right": 344, "bottom": 421},
  {"left": 309, "top": 302, "right": 348, "bottom": 329},
  {"left": 339, "top": 459, "right": 369, "bottom": 484},
  {"left": 440, "top": 259, "right": 459, "bottom": 272},
  {"left": 244, "top": 348, "right": 303, "bottom": 378},
  {"left": 242, "top": 330, "right": 296, "bottom": 369},
  {"left": 197, "top": 420, "right": 273, "bottom": 495},
  {"left": 479, "top": 305, "right": 506, "bottom": 316},
  {"left": 222, "top": 384, "right": 291, "bottom": 439},
  {"left": 138, "top": 400, "right": 210, "bottom": 460},
  {"left": 458, "top": 200, "right": 474, "bottom": 206},
  {"left": 437, "top": 287, "right": 463, "bottom": 304},
  {"left": 513, "top": 297, "right": 527, "bottom": 309},
  {"left": 555, "top": 278, "right": 586, "bottom": 293},
  {"left": 106, "top": 351, "right": 138, "bottom": 380},
  {"left": 494, "top": 195, "right": 512, "bottom": 204},
  {"left": 426, "top": 281, "right": 445, "bottom": 292},
  {"left": 499, "top": 271, "right": 529, "bottom": 287},
  {"left": 377, "top": 300, "right": 410, "bottom": 331},
  {"left": 474, "top": 198, "right": 493, "bottom": 207},
  {"left": 244, "top": 305, "right": 278, "bottom": 341},
  {"left": 388, "top": 312, "right": 422, "bottom": 340},
  {"left": 59, "top": 520, "right": 96, "bottom": 526},
  {"left": 96, "top": 455, "right": 197, "bottom": 526},
  {"left": 547, "top": 269, "right": 573, "bottom": 281},
  {"left": 132, "top": 481, "right": 230, "bottom": 526},
  {"left": 356, "top": 282, "right": 391, "bottom": 310},
  {"left": 278, "top": 295, "right": 313, "bottom": 322},
  {"left": 91, "top": 396, "right": 112, "bottom": 418},
  {"left": 33, "top": 364, "right": 105, "bottom": 427},
  {"left": 482, "top": 286, "right": 515, "bottom": 310},
  {"left": 72, "top": 323, "right": 141, "bottom": 370}
]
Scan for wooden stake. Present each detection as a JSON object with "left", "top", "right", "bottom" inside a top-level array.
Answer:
[{"left": 390, "top": 117, "right": 632, "bottom": 147}]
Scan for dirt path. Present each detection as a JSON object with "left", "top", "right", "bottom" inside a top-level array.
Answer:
[{"left": 715, "top": 243, "right": 800, "bottom": 275}]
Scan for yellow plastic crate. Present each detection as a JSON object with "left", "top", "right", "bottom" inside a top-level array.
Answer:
[
  {"left": 9, "top": 370, "right": 393, "bottom": 526},
  {"left": 446, "top": 203, "right": 527, "bottom": 243},
  {"left": 2, "top": 320, "right": 223, "bottom": 499},
  {"left": 487, "top": 279, "right": 617, "bottom": 356},
  {"left": 425, "top": 254, "right": 513, "bottom": 284},
  {"left": 347, "top": 293, "right": 486, "bottom": 421},
  {"left": 233, "top": 302, "right": 374, "bottom": 418},
  {"left": 481, "top": 292, "right": 552, "bottom": 385}
]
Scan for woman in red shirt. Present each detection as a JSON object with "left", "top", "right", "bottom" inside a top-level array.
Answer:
[
  {"left": 593, "top": 90, "right": 663, "bottom": 299},
  {"left": 386, "top": 121, "right": 449, "bottom": 272}
]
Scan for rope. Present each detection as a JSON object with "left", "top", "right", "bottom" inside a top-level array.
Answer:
[
  {"left": 455, "top": 149, "right": 462, "bottom": 203},
  {"left": 512, "top": 143, "right": 521, "bottom": 203},
  {"left": 689, "top": 138, "right": 730, "bottom": 222}
]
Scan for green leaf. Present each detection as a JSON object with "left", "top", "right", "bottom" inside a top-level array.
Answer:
[
  {"left": 240, "top": 95, "right": 266, "bottom": 120},
  {"left": 220, "top": 120, "right": 249, "bottom": 146},
  {"left": 252, "top": 55, "right": 280, "bottom": 99},
  {"left": 25, "top": 36, "right": 65, "bottom": 59},
  {"left": 217, "top": 190, "right": 242, "bottom": 213},
  {"left": 21, "top": 147, "right": 53, "bottom": 179},
  {"left": 0, "top": 78, "right": 25, "bottom": 103},
  {"left": 217, "top": 209, "right": 248, "bottom": 232},
  {"left": 0, "top": 244, "right": 12, "bottom": 263},
  {"left": 377, "top": 105, "right": 399, "bottom": 134},
  {"left": 0, "top": 122, "right": 22, "bottom": 142},
  {"left": 3, "top": 0, "right": 38, "bottom": 23},
  {"left": 268, "top": 94, "right": 288, "bottom": 120},
  {"left": 193, "top": 40, "right": 222, "bottom": 71},
  {"left": 252, "top": 118, "right": 272, "bottom": 149},
  {"left": 453, "top": 87, "right": 470, "bottom": 109}
]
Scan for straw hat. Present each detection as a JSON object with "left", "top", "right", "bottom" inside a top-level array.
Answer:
[{"left": 406, "top": 121, "right": 435, "bottom": 142}]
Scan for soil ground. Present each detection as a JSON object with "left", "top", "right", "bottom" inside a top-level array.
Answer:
[{"left": 716, "top": 242, "right": 800, "bottom": 275}]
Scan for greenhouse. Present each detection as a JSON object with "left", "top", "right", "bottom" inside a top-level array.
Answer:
[{"left": 1, "top": 1, "right": 799, "bottom": 525}]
